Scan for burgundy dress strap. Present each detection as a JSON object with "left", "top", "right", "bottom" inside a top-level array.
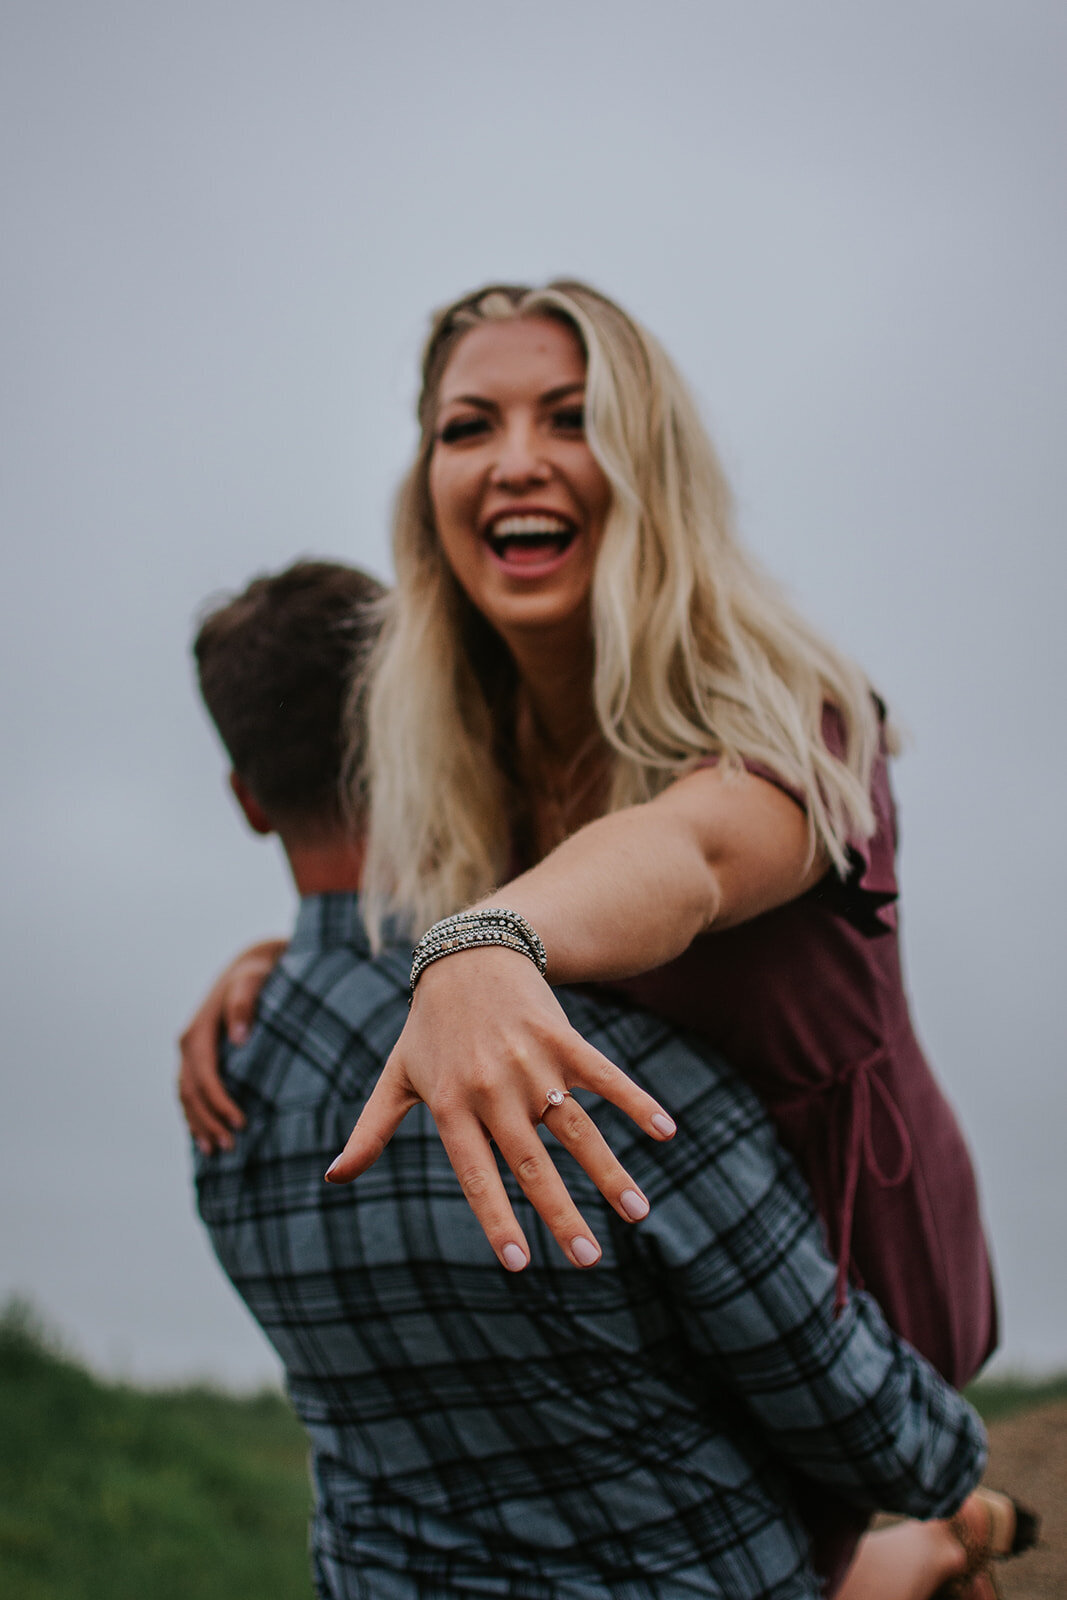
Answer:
[{"left": 771, "top": 1046, "right": 914, "bottom": 1314}]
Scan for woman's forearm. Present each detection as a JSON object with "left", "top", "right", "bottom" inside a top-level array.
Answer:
[
  {"left": 473, "top": 764, "right": 825, "bottom": 985},
  {"left": 475, "top": 807, "right": 716, "bottom": 983}
]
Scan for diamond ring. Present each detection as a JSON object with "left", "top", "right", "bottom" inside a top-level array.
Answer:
[{"left": 538, "top": 1087, "right": 572, "bottom": 1122}]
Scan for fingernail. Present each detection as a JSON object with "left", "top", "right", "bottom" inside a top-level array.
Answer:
[
  {"left": 230, "top": 1023, "right": 249, "bottom": 1045},
  {"left": 324, "top": 1156, "right": 343, "bottom": 1181},
  {"left": 620, "top": 1189, "right": 649, "bottom": 1221},
  {"left": 196, "top": 1138, "right": 212, "bottom": 1156},
  {"left": 651, "top": 1113, "right": 676, "bottom": 1138},
  {"left": 571, "top": 1236, "right": 600, "bottom": 1267},
  {"left": 220, "top": 1134, "right": 234, "bottom": 1152},
  {"left": 502, "top": 1243, "right": 527, "bottom": 1272}
]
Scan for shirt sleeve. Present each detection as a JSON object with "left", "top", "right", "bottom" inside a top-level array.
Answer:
[{"left": 624, "top": 1062, "right": 986, "bottom": 1519}]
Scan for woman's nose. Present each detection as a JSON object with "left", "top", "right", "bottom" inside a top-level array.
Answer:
[{"left": 488, "top": 419, "right": 550, "bottom": 489}]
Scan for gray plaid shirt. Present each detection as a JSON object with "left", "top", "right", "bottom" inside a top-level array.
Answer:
[{"left": 195, "top": 894, "right": 985, "bottom": 1600}]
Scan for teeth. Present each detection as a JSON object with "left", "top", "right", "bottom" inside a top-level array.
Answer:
[{"left": 490, "top": 514, "right": 573, "bottom": 540}]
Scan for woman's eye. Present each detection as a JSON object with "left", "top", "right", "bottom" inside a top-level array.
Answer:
[
  {"left": 552, "top": 405, "right": 586, "bottom": 433},
  {"left": 438, "top": 416, "right": 489, "bottom": 444}
]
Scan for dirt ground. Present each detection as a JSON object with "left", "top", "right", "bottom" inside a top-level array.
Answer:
[{"left": 976, "top": 1400, "right": 1065, "bottom": 1598}]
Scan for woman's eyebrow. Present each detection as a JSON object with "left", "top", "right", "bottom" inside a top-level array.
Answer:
[
  {"left": 540, "top": 382, "right": 585, "bottom": 405},
  {"left": 438, "top": 381, "right": 585, "bottom": 412},
  {"left": 438, "top": 393, "right": 498, "bottom": 413}
]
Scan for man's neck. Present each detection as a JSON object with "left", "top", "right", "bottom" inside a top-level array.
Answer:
[{"left": 282, "top": 834, "right": 366, "bottom": 897}]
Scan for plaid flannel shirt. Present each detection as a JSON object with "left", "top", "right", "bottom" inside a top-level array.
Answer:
[{"left": 195, "top": 894, "right": 985, "bottom": 1600}]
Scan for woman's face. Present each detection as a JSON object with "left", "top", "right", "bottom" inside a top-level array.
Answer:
[{"left": 427, "top": 316, "right": 612, "bottom": 657}]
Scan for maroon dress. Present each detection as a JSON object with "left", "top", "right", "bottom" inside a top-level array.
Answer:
[{"left": 611, "top": 714, "right": 997, "bottom": 1592}]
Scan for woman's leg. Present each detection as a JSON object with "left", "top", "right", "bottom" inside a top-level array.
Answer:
[
  {"left": 836, "top": 1520, "right": 966, "bottom": 1600},
  {"left": 836, "top": 1489, "right": 1036, "bottom": 1600}
]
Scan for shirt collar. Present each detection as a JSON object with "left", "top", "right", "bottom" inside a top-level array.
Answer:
[{"left": 288, "top": 892, "right": 372, "bottom": 957}]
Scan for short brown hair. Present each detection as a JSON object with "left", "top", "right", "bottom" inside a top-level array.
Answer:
[{"left": 194, "top": 560, "right": 386, "bottom": 834}]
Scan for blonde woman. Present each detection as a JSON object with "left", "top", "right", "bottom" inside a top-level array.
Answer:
[
  {"left": 181, "top": 282, "right": 1021, "bottom": 1597},
  {"left": 324, "top": 281, "right": 995, "bottom": 1374}
]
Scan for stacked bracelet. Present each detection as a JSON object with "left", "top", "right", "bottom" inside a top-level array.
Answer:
[{"left": 410, "top": 907, "right": 548, "bottom": 998}]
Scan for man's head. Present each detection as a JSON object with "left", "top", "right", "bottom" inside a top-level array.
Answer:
[{"left": 194, "top": 560, "right": 385, "bottom": 848}]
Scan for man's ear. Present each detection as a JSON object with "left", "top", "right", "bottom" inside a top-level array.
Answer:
[{"left": 229, "top": 772, "right": 275, "bottom": 836}]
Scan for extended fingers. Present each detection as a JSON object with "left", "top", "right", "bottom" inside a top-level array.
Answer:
[
  {"left": 329, "top": 1092, "right": 541, "bottom": 1277},
  {"left": 427, "top": 1116, "right": 533, "bottom": 1272},
  {"left": 325, "top": 1061, "right": 421, "bottom": 1184},
  {"left": 539, "top": 1097, "right": 651, "bottom": 1224},
  {"left": 491, "top": 1120, "right": 603, "bottom": 1268},
  {"left": 568, "top": 1040, "right": 677, "bottom": 1142}
]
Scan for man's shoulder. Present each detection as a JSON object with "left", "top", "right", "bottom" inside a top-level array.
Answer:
[
  {"left": 276, "top": 892, "right": 411, "bottom": 1023},
  {"left": 270, "top": 935, "right": 410, "bottom": 1024},
  {"left": 221, "top": 903, "right": 413, "bottom": 1112},
  {"left": 558, "top": 986, "right": 748, "bottom": 1099},
  {"left": 557, "top": 985, "right": 775, "bottom": 1163}
]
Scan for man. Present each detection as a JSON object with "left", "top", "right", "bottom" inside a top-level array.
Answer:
[{"left": 188, "top": 561, "right": 987, "bottom": 1599}]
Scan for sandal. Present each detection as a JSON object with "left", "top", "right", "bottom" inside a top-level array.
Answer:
[{"left": 938, "top": 1488, "right": 1040, "bottom": 1598}]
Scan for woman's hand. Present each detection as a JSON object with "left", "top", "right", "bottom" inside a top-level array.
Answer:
[
  {"left": 177, "top": 939, "right": 288, "bottom": 1152},
  {"left": 325, "top": 945, "right": 677, "bottom": 1271},
  {"left": 325, "top": 767, "right": 819, "bottom": 1269}
]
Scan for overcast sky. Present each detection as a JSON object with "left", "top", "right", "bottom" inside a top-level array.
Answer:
[{"left": 1, "top": 1, "right": 1064, "bottom": 1385}]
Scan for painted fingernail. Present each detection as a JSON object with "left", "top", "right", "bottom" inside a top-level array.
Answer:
[
  {"left": 571, "top": 1236, "right": 600, "bottom": 1267},
  {"left": 502, "top": 1243, "right": 527, "bottom": 1272},
  {"left": 620, "top": 1189, "right": 649, "bottom": 1221},
  {"left": 324, "top": 1156, "right": 343, "bottom": 1181},
  {"left": 651, "top": 1113, "right": 676, "bottom": 1137},
  {"left": 230, "top": 1023, "right": 249, "bottom": 1045}
]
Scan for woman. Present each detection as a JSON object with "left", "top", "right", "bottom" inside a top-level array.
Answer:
[
  {"left": 182, "top": 281, "right": 1023, "bottom": 1597},
  {"left": 333, "top": 280, "right": 995, "bottom": 1377}
]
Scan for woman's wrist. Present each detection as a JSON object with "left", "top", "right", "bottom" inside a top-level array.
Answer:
[{"left": 409, "top": 906, "right": 547, "bottom": 997}]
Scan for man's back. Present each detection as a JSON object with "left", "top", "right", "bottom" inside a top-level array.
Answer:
[{"left": 196, "top": 894, "right": 984, "bottom": 1600}]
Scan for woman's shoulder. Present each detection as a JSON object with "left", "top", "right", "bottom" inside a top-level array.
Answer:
[{"left": 730, "top": 696, "right": 899, "bottom": 935}]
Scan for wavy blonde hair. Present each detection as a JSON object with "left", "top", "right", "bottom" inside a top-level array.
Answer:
[{"left": 357, "top": 280, "right": 894, "bottom": 941}]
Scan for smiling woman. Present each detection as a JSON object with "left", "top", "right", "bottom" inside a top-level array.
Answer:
[
  {"left": 428, "top": 316, "right": 612, "bottom": 653},
  {"left": 329, "top": 274, "right": 994, "bottom": 1359},
  {"left": 363, "top": 280, "right": 885, "bottom": 929}
]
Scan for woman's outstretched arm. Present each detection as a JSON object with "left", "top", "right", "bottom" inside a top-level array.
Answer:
[
  {"left": 486, "top": 762, "right": 825, "bottom": 981},
  {"left": 326, "top": 765, "right": 827, "bottom": 1267}
]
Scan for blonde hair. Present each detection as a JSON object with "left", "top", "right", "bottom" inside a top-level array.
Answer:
[{"left": 358, "top": 280, "right": 894, "bottom": 941}]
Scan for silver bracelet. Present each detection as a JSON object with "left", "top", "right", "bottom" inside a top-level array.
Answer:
[{"left": 410, "top": 907, "right": 547, "bottom": 998}]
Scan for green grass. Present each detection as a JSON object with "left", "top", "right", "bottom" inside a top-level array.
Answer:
[
  {"left": 0, "top": 1301, "right": 312, "bottom": 1600},
  {"left": 966, "top": 1369, "right": 1067, "bottom": 1423}
]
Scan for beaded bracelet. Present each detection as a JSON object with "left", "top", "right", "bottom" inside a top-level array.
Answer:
[{"left": 409, "top": 907, "right": 547, "bottom": 998}]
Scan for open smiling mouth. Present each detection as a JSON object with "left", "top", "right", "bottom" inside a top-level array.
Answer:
[{"left": 485, "top": 514, "right": 577, "bottom": 567}]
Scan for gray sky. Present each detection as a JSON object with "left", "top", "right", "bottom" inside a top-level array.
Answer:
[{"left": 2, "top": 1, "right": 1064, "bottom": 1385}]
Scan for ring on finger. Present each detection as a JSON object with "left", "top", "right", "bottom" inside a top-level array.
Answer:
[{"left": 538, "top": 1087, "right": 572, "bottom": 1123}]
